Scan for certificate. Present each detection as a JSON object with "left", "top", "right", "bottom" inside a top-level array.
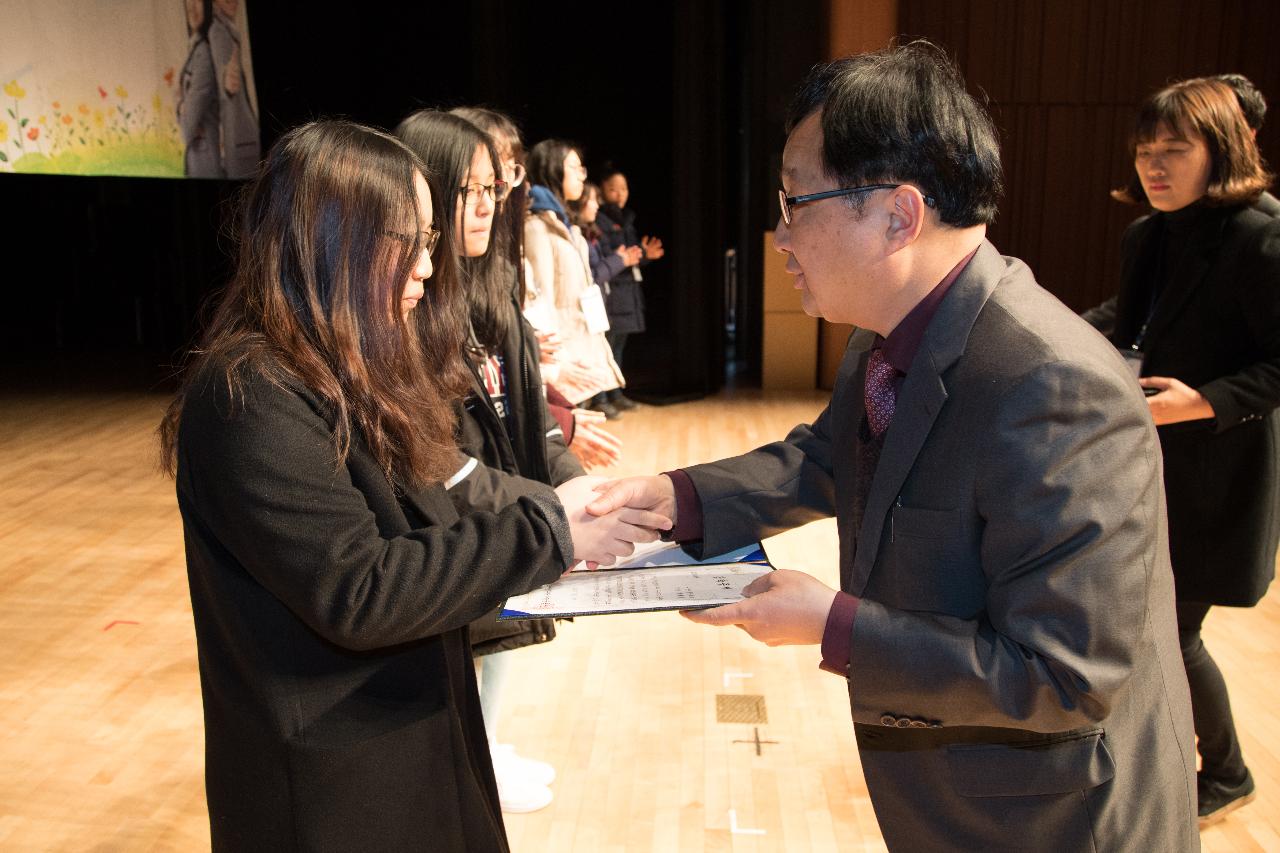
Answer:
[
  {"left": 501, "top": 542, "right": 772, "bottom": 619},
  {"left": 569, "top": 539, "right": 768, "bottom": 571}
]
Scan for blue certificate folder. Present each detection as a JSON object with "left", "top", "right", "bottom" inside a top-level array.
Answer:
[{"left": 499, "top": 541, "right": 772, "bottom": 619}]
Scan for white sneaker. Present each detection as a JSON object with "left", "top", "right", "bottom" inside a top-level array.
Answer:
[
  {"left": 494, "top": 768, "right": 553, "bottom": 813},
  {"left": 492, "top": 743, "right": 556, "bottom": 787}
]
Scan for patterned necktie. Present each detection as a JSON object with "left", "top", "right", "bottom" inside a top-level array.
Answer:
[{"left": 864, "top": 347, "right": 897, "bottom": 437}]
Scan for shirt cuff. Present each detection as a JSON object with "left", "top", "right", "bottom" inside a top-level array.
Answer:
[
  {"left": 545, "top": 382, "right": 573, "bottom": 410},
  {"left": 818, "top": 592, "right": 860, "bottom": 677},
  {"left": 661, "top": 469, "right": 703, "bottom": 542},
  {"left": 546, "top": 403, "right": 575, "bottom": 443}
]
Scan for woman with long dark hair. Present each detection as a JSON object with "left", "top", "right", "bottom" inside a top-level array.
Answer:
[
  {"left": 159, "top": 119, "right": 663, "bottom": 850},
  {"left": 1084, "top": 77, "right": 1280, "bottom": 827},
  {"left": 456, "top": 110, "right": 622, "bottom": 469},
  {"left": 395, "top": 108, "right": 580, "bottom": 813},
  {"left": 523, "top": 139, "right": 624, "bottom": 407}
]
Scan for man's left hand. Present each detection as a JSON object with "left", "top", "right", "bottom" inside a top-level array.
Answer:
[
  {"left": 1140, "top": 376, "right": 1216, "bottom": 426},
  {"left": 681, "top": 569, "right": 837, "bottom": 646}
]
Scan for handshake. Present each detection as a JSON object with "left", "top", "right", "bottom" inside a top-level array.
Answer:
[{"left": 552, "top": 474, "right": 677, "bottom": 569}]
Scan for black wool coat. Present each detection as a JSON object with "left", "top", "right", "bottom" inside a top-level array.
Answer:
[
  {"left": 1101, "top": 200, "right": 1280, "bottom": 606},
  {"left": 176, "top": 357, "right": 572, "bottom": 851},
  {"left": 452, "top": 301, "right": 584, "bottom": 655}
]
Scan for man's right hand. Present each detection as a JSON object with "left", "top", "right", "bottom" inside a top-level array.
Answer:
[
  {"left": 587, "top": 474, "right": 677, "bottom": 527},
  {"left": 554, "top": 476, "right": 670, "bottom": 567}
]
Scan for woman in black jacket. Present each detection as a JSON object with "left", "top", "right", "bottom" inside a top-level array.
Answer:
[
  {"left": 395, "top": 109, "right": 582, "bottom": 814},
  {"left": 159, "top": 120, "right": 662, "bottom": 850},
  {"left": 1084, "top": 77, "right": 1280, "bottom": 827}
]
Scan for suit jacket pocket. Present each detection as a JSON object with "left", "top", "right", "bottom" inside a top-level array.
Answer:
[
  {"left": 945, "top": 729, "right": 1114, "bottom": 797},
  {"left": 880, "top": 505, "right": 983, "bottom": 614},
  {"left": 891, "top": 505, "right": 961, "bottom": 539}
]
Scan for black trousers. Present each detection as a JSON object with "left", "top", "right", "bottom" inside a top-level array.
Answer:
[
  {"left": 1176, "top": 601, "right": 1248, "bottom": 783},
  {"left": 606, "top": 330, "right": 629, "bottom": 374}
]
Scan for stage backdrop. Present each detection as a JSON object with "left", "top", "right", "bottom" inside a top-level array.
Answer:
[{"left": 0, "top": 0, "right": 258, "bottom": 178}]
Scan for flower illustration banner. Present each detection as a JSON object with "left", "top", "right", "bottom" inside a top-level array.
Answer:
[{"left": 0, "top": 0, "right": 259, "bottom": 178}]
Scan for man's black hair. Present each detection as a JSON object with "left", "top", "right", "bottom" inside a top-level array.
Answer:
[
  {"left": 786, "top": 40, "right": 1003, "bottom": 228},
  {"left": 1215, "top": 73, "right": 1266, "bottom": 132}
]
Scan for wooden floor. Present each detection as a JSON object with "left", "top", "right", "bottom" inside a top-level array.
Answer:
[{"left": 2, "top": 385, "right": 1279, "bottom": 851}]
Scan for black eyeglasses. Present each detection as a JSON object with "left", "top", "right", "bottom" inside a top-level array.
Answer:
[
  {"left": 778, "top": 184, "right": 937, "bottom": 225},
  {"left": 460, "top": 180, "right": 511, "bottom": 206}
]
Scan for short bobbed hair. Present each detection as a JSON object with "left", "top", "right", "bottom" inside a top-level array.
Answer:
[
  {"left": 1113, "top": 77, "right": 1272, "bottom": 207},
  {"left": 786, "top": 40, "right": 1003, "bottom": 228}
]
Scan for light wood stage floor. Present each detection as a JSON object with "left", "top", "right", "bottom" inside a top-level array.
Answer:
[{"left": 2, "top": 386, "right": 1279, "bottom": 852}]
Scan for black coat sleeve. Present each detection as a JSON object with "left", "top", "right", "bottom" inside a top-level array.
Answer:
[
  {"left": 1199, "top": 219, "right": 1280, "bottom": 431},
  {"left": 177, "top": 371, "right": 571, "bottom": 652}
]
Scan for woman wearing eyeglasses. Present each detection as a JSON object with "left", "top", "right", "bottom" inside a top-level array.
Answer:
[
  {"left": 1082, "top": 77, "right": 1280, "bottom": 827},
  {"left": 395, "top": 109, "right": 589, "bottom": 814},
  {"left": 159, "top": 120, "right": 662, "bottom": 851},
  {"left": 523, "top": 139, "right": 625, "bottom": 409}
]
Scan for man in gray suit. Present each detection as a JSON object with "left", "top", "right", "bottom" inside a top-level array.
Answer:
[{"left": 591, "top": 43, "right": 1198, "bottom": 851}]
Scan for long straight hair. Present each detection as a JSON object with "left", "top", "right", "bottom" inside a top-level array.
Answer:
[
  {"left": 159, "top": 120, "right": 470, "bottom": 488},
  {"left": 527, "top": 138, "right": 580, "bottom": 209},
  {"left": 450, "top": 106, "right": 530, "bottom": 310},
  {"left": 396, "top": 109, "right": 513, "bottom": 352}
]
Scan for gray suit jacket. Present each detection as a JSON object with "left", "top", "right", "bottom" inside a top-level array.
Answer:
[{"left": 684, "top": 241, "right": 1198, "bottom": 851}]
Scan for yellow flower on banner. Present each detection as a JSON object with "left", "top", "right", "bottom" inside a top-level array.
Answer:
[
  {"left": 3, "top": 80, "right": 25, "bottom": 99},
  {"left": 0, "top": 122, "right": 8, "bottom": 142},
  {"left": 38, "top": 115, "right": 46, "bottom": 125},
  {"left": 152, "top": 93, "right": 162, "bottom": 112},
  {"left": 93, "top": 109, "right": 105, "bottom": 129},
  {"left": 115, "top": 85, "right": 128, "bottom": 98}
]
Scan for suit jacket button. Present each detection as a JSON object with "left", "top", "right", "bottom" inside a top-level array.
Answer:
[
  {"left": 895, "top": 717, "right": 913, "bottom": 728},
  {"left": 880, "top": 714, "right": 897, "bottom": 727},
  {"left": 909, "top": 720, "right": 928, "bottom": 728}
]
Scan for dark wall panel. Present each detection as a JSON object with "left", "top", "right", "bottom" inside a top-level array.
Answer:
[{"left": 901, "top": 0, "right": 1280, "bottom": 312}]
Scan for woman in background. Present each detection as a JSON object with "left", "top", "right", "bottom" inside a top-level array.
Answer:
[
  {"left": 396, "top": 108, "right": 577, "bottom": 814},
  {"left": 523, "top": 139, "right": 624, "bottom": 409},
  {"left": 1084, "top": 77, "right": 1280, "bottom": 827},
  {"left": 570, "top": 180, "right": 643, "bottom": 310},
  {"left": 159, "top": 119, "right": 659, "bottom": 850},
  {"left": 453, "top": 108, "right": 622, "bottom": 471}
]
